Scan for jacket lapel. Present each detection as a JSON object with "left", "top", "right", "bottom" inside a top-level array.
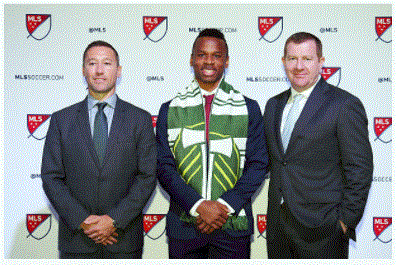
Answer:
[
  {"left": 76, "top": 97, "right": 101, "bottom": 167},
  {"left": 287, "top": 78, "right": 329, "bottom": 151},
  {"left": 275, "top": 89, "right": 291, "bottom": 154},
  {"left": 101, "top": 97, "right": 125, "bottom": 169}
]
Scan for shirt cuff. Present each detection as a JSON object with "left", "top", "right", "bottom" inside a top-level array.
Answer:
[
  {"left": 217, "top": 198, "right": 235, "bottom": 215},
  {"left": 189, "top": 198, "right": 205, "bottom": 217}
]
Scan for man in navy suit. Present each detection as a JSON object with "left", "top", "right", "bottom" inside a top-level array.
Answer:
[
  {"left": 156, "top": 28, "right": 268, "bottom": 259},
  {"left": 41, "top": 40, "right": 156, "bottom": 259},
  {"left": 263, "top": 32, "right": 373, "bottom": 259}
]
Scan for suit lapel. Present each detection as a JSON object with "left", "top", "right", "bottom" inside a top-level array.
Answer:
[
  {"left": 76, "top": 97, "right": 101, "bottom": 167},
  {"left": 101, "top": 97, "right": 126, "bottom": 169},
  {"left": 287, "top": 78, "right": 329, "bottom": 151},
  {"left": 275, "top": 90, "right": 291, "bottom": 154}
]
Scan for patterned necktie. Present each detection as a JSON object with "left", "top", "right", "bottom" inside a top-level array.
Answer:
[
  {"left": 282, "top": 94, "right": 303, "bottom": 151},
  {"left": 203, "top": 94, "right": 215, "bottom": 142},
  {"left": 93, "top": 102, "right": 108, "bottom": 165}
]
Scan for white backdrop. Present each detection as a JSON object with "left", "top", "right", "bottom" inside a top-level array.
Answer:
[{"left": 3, "top": 3, "right": 392, "bottom": 260}]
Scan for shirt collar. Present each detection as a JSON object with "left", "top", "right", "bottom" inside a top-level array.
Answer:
[
  {"left": 88, "top": 93, "right": 117, "bottom": 111},
  {"left": 290, "top": 76, "right": 320, "bottom": 100},
  {"left": 194, "top": 76, "right": 224, "bottom": 96}
]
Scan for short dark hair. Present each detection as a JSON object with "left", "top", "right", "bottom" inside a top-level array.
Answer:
[
  {"left": 284, "top": 32, "right": 322, "bottom": 58},
  {"left": 83, "top": 40, "right": 119, "bottom": 66},
  {"left": 192, "top": 28, "right": 229, "bottom": 56}
]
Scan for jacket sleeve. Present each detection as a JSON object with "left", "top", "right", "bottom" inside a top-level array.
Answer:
[
  {"left": 337, "top": 96, "right": 373, "bottom": 237},
  {"left": 156, "top": 102, "right": 203, "bottom": 213},
  {"left": 41, "top": 112, "right": 90, "bottom": 231},
  {"left": 220, "top": 98, "right": 269, "bottom": 214}
]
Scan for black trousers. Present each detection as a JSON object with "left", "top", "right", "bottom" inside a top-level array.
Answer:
[
  {"left": 168, "top": 230, "right": 251, "bottom": 259},
  {"left": 60, "top": 247, "right": 143, "bottom": 259},
  {"left": 267, "top": 203, "right": 349, "bottom": 259}
]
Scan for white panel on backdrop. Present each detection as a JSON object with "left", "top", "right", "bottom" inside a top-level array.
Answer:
[{"left": 4, "top": 4, "right": 392, "bottom": 260}]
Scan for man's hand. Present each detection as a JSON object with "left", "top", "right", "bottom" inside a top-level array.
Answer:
[
  {"left": 80, "top": 215, "right": 118, "bottom": 245},
  {"left": 196, "top": 215, "right": 215, "bottom": 234},
  {"left": 196, "top": 201, "right": 229, "bottom": 234}
]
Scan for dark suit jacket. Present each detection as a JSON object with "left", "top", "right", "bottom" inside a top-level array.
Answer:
[
  {"left": 41, "top": 96, "right": 156, "bottom": 253},
  {"left": 156, "top": 96, "right": 268, "bottom": 239},
  {"left": 263, "top": 78, "right": 373, "bottom": 241}
]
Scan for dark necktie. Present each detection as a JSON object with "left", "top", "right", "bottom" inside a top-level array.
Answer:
[
  {"left": 203, "top": 94, "right": 214, "bottom": 142},
  {"left": 93, "top": 102, "right": 108, "bottom": 165}
]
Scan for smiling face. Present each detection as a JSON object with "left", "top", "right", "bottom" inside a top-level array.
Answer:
[
  {"left": 190, "top": 36, "right": 229, "bottom": 92},
  {"left": 282, "top": 40, "right": 324, "bottom": 92},
  {"left": 83, "top": 45, "right": 122, "bottom": 100}
]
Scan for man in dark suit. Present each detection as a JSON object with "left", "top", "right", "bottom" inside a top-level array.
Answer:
[
  {"left": 263, "top": 32, "right": 373, "bottom": 259},
  {"left": 41, "top": 40, "right": 156, "bottom": 259},
  {"left": 156, "top": 28, "right": 268, "bottom": 259}
]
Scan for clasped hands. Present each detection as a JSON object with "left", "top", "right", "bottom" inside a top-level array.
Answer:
[
  {"left": 196, "top": 200, "right": 229, "bottom": 234},
  {"left": 80, "top": 214, "right": 118, "bottom": 245}
]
